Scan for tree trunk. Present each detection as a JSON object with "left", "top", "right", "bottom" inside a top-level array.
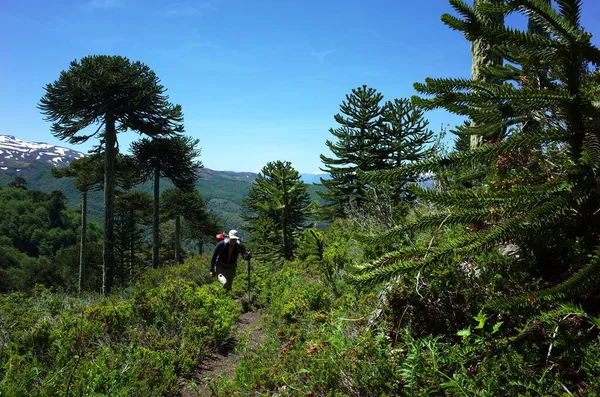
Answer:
[
  {"left": 103, "top": 114, "right": 116, "bottom": 296},
  {"left": 152, "top": 164, "right": 160, "bottom": 269},
  {"left": 175, "top": 215, "right": 181, "bottom": 263},
  {"left": 130, "top": 208, "right": 135, "bottom": 282},
  {"left": 281, "top": 180, "right": 290, "bottom": 260},
  {"left": 198, "top": 238, "right": 203, "bottom": 255},
  {"left": 470, "top": 0, "right": 504, "bottom": 148},
  {"left": 79, "top": 190, "right": 87, "bottom": 294}
]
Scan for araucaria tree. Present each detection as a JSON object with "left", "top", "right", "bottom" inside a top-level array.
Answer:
[
  {"left": 114, "top": 190, "right": 152, "bottom": 285},
  {"left": 242, "top": 160, "right": 311, "bottom": 261},
  {"left": 318, "top": 86, "right": 438, "bottom": 221},
  {"left": 378, "top": 98, "right": 437, "bottom": 202},
  {"left": 51, "top": 155, "right": 103, "bottom": 293},
  {"left": 130, "top": 135, "right": 201, "bottom": 268},
  {"left": 469, "top": 0, "right": 505, "bottom": 148},
  {"left": 317, "top": 85, "right": 385, "bottom": 220},
  {"left": 353, "top": 0, "right": 600, "bottom": 309},
  {"left": 39, "top": 55, "right": 184, "bottom": 295},
  {"left": 161, "top": 188, "right": 207, "bottom": 263}
]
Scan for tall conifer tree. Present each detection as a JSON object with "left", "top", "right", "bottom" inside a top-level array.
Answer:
[
  {"left": 469, "top": 0, "right": 505, "bottom": 148},
  {"left": 353, "top": 0, "right": 600, "bottom": 309},
  {"left": 317, "top": 85, "right": 385, "bottom": 220},
  {"left": 242, "top": 161, "right": 311, "bottom": 261},
  {"left": 39, "top": 55, "right": 184, "bottom": 295}
]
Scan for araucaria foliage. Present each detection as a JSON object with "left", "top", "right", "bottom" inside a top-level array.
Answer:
[
  {"left": 317, "top": 86, "right": 438, "bottom": 221},
  {"left": 39, "top": 55, "right": 184, "bottom": 295},
  {"left": 354, "top": 0, "right": 600, "bottom": 308},
  {"left": 242, "top": 160, "right": 311, "bottom": 261}
]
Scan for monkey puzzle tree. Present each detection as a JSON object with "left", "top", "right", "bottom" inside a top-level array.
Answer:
[
  {"left": 52, "top": 155, "right": 103, "bottom": 293},
  {"left": 469, "top": 0, "right": 505, "bottom": 148},
  {"left": 114, "top": 190, "right": 152, "bottom": 285},
  {"left": 184, "top": 210, "right": 222, "bottom": 255},
  {"left": 39, "top": 55, "right": 184, "bottom": 295},
  {"left": 353, "top": 0, "right": 600, "bottom": 310},
  {"left": 242, "top": 160, "right": 311, "bottom": 261},
  {"left": 317, "top": 85, "right": 386, "bottom": 220},
  {"left": 131, "top": 135, "right": 201, "bottom": 268},
  {"left": 161, "top": 188, "right": 207, "bottom": 263}
]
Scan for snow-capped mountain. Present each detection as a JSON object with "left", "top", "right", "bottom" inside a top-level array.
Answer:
[{"left": 0, "top": 135, "right": 85, "bottom": 172}]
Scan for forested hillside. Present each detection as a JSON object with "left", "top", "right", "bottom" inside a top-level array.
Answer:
[
  {"left": 0, "top": 162, "right": 326, "bottom": 229},
  {"left": 1, "top": 1, "right": 600, "bottom": 396}
]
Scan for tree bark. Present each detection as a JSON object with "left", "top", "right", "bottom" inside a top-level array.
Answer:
[
  {"left": 79, "top": 190, "right": 87, "bottom": 294},
  {"left": 152, "top": 164, "right": 160, "bottom": 269},
  {"left": 470, "top": 0, "right": 505, "bottom": 148},
  {"left": 175, "top": 215, "right": 181, "bottom": 263},
  {"left": 130, "top": 208, "right": 135, "bottom": 282},
  {"left": 103, "top": 114, "right": 116, "bottom": 295}
]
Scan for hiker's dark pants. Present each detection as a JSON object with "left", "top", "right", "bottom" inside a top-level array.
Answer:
[{"left": 216, "top": 263, "right": 236, "bottom": 291}]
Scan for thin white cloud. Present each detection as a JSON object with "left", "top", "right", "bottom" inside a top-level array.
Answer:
[
  {"left": 310, "top": 49, "right": 335, "bottom": 63},
  {"left": 164, "top": 2, "right": 212, "bottom": 16},
  {"left": 88, "top": 0, "right": 122, "bottom": 9}
]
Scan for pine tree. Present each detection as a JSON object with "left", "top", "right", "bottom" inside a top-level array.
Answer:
[
  {"left": 317, "top": 85, "right": 385, "bottom": 220},
  {"left": 39, "top": 55, "right": 184, "bottom": 295},
  {"left": 352, "top": 0, "right": 600, "bottom": 308},
  {"left": 242, "top": 160, "right": 311, "bottom": 261}
]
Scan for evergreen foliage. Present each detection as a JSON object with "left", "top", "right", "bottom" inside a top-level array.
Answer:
[
  {"left": 52, "top": 156, "right": 103, "bottom": 293},
  {"left": 130, "top": 135, "right": 201, "bottom": 268},
  {"left": 242, "top": 160, "right": 311, "bottom": 261},
  {"left": 113, "top": 190, "right": 153, "bottom": 286},
  {"left": 317, "top": 85, "right": 385, "bottom": 220},
  {"left": 39, "top": 55, "right": 184, "bottom": 295},
  {"left": 317, "top": 86, "right": 439, "bottom": 221},
  {"left": 352, "top": 0, "right": 600, "bottom": 310},
  {"left": 160, "top": 187, "right": 207, "bottom": 263},
  {"left": 0, "top": 186, "right": 102, "bottom": 292}
]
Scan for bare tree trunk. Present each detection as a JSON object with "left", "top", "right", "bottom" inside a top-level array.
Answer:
[
  {"left": 130, "top": 208, "right": 135, "bottom": 282},
  {"left": 103, "top": 114, "right": 116, "bottom": 295},
  {"left": 152, "top": 164, "right": 160, "bottom": 269},
  {"left": 175, "top": 215, "right": 181, "bottom": 263},
  {"left": 79, "top": 190, "right": 87, "bottom": 294}
]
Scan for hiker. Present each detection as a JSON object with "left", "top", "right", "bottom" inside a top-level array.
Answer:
[{"left": 210, "top": 229, "right": 251, "bottom": 291}]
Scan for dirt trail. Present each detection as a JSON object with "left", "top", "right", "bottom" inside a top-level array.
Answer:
[{"left": 179, "top": 307, "right": 266, "bottom": 397}]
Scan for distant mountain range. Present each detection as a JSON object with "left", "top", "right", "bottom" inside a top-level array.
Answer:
[
  {"left": 0, "top": 135, "right": 328, "bottom": 184},
  {"left": 0, "top": 134, "right": 328, "bottom": 230},
  {"left": 0, "top": 135, "right": 85, "bottom": 171}
]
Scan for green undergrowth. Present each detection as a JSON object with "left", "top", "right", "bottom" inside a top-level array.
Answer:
[
  {"left": 208, "top": 225, "right": 600, "bottom": 397},
  {"left": 0, "top": 256, "right": 239, "bottom": 397}
]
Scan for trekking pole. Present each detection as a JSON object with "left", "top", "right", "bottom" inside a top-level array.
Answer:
[{"left": 247, "top": 255, "right": 251, "bottom": 302}]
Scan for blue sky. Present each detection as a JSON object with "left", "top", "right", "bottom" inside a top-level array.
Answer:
[{"left": 1, "top": 0, "right": 599, "bottom": 173}]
